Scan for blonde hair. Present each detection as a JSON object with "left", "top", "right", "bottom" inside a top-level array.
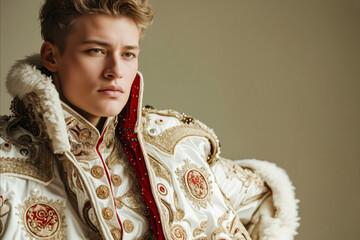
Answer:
[{"left": 40, "top": 0, "right": 153, "bottom": 53}]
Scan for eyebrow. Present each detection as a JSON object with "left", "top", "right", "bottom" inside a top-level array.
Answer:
[{"left": 80, "top": 40, "right": 139, "bottom": 50}]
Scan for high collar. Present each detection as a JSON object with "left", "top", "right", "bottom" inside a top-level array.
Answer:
[
  {"left": 6, "top": 54, "right": 144, "bottom": 154},
  {"left": 62, "top": 102, "right": 117, "bottom": 157}
]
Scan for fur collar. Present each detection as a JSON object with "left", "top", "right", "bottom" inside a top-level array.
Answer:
[{"left": 5, "top": 54, "right": 144, "bottom": 154}]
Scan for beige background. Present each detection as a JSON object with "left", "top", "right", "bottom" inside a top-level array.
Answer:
[{"left": 1, "top": 0, "right": 359, "bottom": 239}]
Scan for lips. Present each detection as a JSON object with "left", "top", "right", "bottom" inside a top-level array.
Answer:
[{"left": 98, "top": 85, "right": 124, "bottom": 97}]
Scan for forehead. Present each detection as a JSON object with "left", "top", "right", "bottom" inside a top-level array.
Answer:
[{"left": 67, "top": 14, "right": 140, "bottom": 45}]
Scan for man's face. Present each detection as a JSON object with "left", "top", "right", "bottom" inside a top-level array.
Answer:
[{"left": 53, "top": 14, "right": 140, "bottom": 123}]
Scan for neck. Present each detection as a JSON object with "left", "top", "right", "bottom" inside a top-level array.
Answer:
[
  {"left": 95, "top": 117, "right": 107, "bottom": 133},
  {"left": 53, "top": 73, "right": 106, "bottom": 133},
  {"left": 64, "top": 102, "right": 106, "bottom": 133}
]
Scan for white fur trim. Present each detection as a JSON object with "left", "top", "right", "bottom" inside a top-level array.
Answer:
[
  {"left": 235, "top": 159, "right": 300, "bottom": 240},
  {"left": 6, "top": 54, "right": 70, "bottom": 153}
]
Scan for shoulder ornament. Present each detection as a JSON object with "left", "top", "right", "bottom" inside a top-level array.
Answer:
[
  {"left": 141, "top": 108, "right": 220, "bottom": 166},
  {"left": 0, "top": 95, "right": 54, "bottom": 184}
]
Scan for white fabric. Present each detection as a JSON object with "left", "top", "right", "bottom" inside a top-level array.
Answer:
[{"left": 0, "top": 55, "right": 299, "bottom": 239}]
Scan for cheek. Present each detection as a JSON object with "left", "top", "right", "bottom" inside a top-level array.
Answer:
[
  {"left": 72, "top": 59, "right": 100, "bottom": 79},
  {"left": 126, "top": 75, "right": 137, "bottom": 93},
  {"left": 61, "top": 60, "right": 100, "bottom": 89}
]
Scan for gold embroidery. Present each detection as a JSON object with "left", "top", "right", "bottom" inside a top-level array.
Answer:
[
  {"left": 142, "top": 108, "right": 220, "bottom": 166},
  {"left": 173, "top": 192, "right": 185, "bottom": 221},
  {"left": 111, "top": 174, "right": 122, "bottom": 186},
  {"left": 161, "top": 199, "right": 174, "bottom": 224},
  {"left": 114, "top": 182, "right": 148, "bottom": 217},
  {"left": 10, "top": 94, "right": 49, "bottom": 140},
  {"left": 171, "top": 224, "right": 187, "bottom": 240},
  {"left": 149, "top": 156, "right": 172, "bottom": 184},
  {"left": 175, "top": 159, "right": 213, "bottom": 209},
  {"left": 96, "top": 185, "right": 110, "bottom": 199},
  {"left": 66, "top": 124, "right": 97, "bottom": 157},
  {"left": 75, "top": 176, "right": 84, "bottom": 191},
  {"left": 221, "top": 158, "right": 265, "bottom": 189},
  {"left": 0, "top": 196, "right": 10, "bottom": 237},
  {"left": 58, "top": 159, "right": 78, "bottom": 201},
  {"left": 62, "top": 104, "right": 117, "bottom": 163},
  {"left": 210, "top": 210, "right": 230, "bottom": 240},
  {"left": 229, "top": 216, "right": 251, "bottom": 240},
  {"left": 123, "top": 219, "right": 134, "bottom": 233},
  {"left": 16, "top": 193, "right": 67, "bottom": 239},
  {"left": 99, "top": 117, "right": 117, "bottom": 152},
  {"left": 102, "top": 207, "right": 114, "bottom": 220},
  {"left": 62, "top": 104, "right": 101, "bottom": 158},
  {"left": 110, "top": 228, "right": 122, "bottom": 240},
  {"left": 193, "top": 221, "right": 207, "bottom": 237},
  {"left": 91, "top": 165, "right": 105, "bottom": 179},
  {"left": 0, "top": 155, "right": 54, "bottom": 184},
  {"left": 82, "top": 201, "right": 100, "bottom": 235},
  {"left": 240, "top": 191, "right": 270, "bottom": 207},
  {"left": 210, "top": 211, "right": 249, "bottom": 240},
  {"left": 0, "top": 97, "right": 55, "bottom": 183},
  {"left": 105, "top": 139, "right": 133, "bottom": 175}
]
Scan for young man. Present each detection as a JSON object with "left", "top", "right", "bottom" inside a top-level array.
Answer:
[{"left": 0, "top": 0, "right": 299, "bottom": 239}]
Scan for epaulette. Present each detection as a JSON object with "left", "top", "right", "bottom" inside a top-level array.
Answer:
[
  {"left": 0, "top": 97, "right": 55, "bottom": 185},
  {"left": 140, "top": 107, "right": 220, "bottom": 166}
]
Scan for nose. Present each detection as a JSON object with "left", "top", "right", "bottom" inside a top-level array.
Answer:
[{"left": 104, "top": 54, "right": 123, "bottom": 80}]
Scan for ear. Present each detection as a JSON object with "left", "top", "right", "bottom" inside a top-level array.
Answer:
[{"left": 40, "top": 41, "right": 59, "bottom": 72}]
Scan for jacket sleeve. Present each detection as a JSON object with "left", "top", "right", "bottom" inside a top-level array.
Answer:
[{"left": 211, "top": 157, "right": 300, "bottom": 240}]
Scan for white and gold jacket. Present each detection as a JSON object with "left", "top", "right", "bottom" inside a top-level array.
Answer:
[{"left": 0, "top": 55, "right": 299, "bottom": 240}]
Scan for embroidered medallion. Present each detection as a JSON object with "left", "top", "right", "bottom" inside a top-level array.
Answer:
[
  {"left": 185, "top": 169, "right": 208, "bottom": 199},
  {"left": 16, "top": 192, "right": 66, "bottom": 239},
  {"left": 171, "top": 224, "right": 187, "bottom": 240},
  {"left": 175, "top": 159, "right": 213, "bottom": 209},
  {"left": 157, "top": 183, "right": 168, "bottom": 196}
]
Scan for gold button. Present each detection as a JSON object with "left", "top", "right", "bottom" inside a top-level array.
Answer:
[
  {"left": 91, "top": 165, "right": 104, "bottom": 179},
  {"left": 110, "top": 228, "right": 122, "bottom": 240},
  {"left": 123, "top": 219, "right": 134, "bottom": 233},
  {"left": 111, "top": 174, "right": 122, "bottom": 187},
  {"left": 102, "top": 207, "right": 114, "bottom": 220},
  {"left": 96, "top": 185, "right": 110, "bottom": 199}
]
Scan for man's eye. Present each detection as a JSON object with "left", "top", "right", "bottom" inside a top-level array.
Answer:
[
  {"left": 87, "top": 49, "right": 104, "bottom": 54},
  {"left": 124, "top": 52, "right": 135, "bottom": 58}
]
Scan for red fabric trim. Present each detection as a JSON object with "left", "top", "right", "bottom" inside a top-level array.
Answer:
[{"left": 116, "top": 74, "right": 164, "bottom": 239}]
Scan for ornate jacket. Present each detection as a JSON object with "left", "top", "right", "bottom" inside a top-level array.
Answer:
[{"left": 0, "top": 55, "right": 299, "bottom": 240}]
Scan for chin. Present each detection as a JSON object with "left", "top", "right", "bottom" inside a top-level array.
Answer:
[{"left": 95, "top": 106, "right": 125, "bottom": 117}]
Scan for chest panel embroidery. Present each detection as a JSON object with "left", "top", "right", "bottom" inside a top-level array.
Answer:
[
  {"left": 0, "top": 195, "right": 10, "bottom": 237},
  {"left": 16, "top": 192, "right": 67, "bottom": 239},
  {"left": 175, "top": 159, "right": 213, "bottom": 209},
  {"left": 171, "top": 224, "right": 187, "bottom": 240}
]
